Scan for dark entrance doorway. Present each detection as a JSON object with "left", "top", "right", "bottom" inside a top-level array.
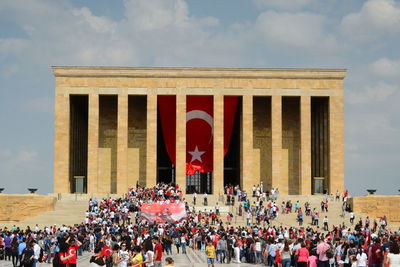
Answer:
[
  {"left": 187, "top": 172, "right": 211, "bottom": 194},
  {"left": 69, "top": 95, "right": 88, "bottom": 193},
  {"left": 224, "top": 97, "right": 241, "bottom": 188}
]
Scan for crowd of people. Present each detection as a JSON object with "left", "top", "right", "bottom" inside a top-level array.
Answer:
[{"left": 0, "top": 183, "right": 399, "bottom": 267}]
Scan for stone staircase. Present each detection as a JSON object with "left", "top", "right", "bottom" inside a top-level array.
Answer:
[
  {"left": 3, "top": 193, "right": 396, "bottom": 231},
  {"left": 185, "top": 194, "right": 354, "bottom": 230}
]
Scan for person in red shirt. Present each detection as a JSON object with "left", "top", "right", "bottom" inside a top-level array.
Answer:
[
  {"left": 370, "top": 238, "right": 383, "bottom": 266},
  {"left": 66, "top": 235, "right": 82, "bottom": 267},
  {"left": 58, "top": 242, "right": 70, "bottom": 267},
  {"left": 100, "top": 241, "right": 112, "bottom": 258},
  {"left": 153, "top": 237, "right": 163, "bottom": 267}
]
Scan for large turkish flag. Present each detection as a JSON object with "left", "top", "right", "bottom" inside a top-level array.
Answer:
[
  {"left": 158, "top": 96, "right": 238, "bottom": 175},
  {"left": 186, "top": 96, "right": 213, "bottom": 174}
]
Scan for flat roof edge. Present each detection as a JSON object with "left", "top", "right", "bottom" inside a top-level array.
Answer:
[{"left": 52, "top": 66, "right": 347, "bottom": 79}]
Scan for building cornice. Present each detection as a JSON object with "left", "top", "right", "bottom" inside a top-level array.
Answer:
[{"left": 52, "top": 66, "right": 346, "bottom": 80}]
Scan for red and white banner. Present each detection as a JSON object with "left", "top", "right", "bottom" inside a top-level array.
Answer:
[
  {"left": 158, "top": 96, "right": 238, "bottom": 175},
  {"left": 139, "top": 203, "right": 186, "bottom": 223},
  {"left": 186, "top": 96, "right": 213, "bottom": 174}
]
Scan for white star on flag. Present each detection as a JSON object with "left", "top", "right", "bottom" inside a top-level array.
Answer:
[{"left": 188, "top": 145, "right": 205, "bottom": 163}]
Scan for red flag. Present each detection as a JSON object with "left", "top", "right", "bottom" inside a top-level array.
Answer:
[
  {"left": 363, "top": 230, "right": 371, "bottom": 251},
  {"left": 158, "top": 96, "right": 176, "bottom": 164},
  {"left": 186, "top": 96, "right": 213, "bottom": 174},
  {"left": 159, "top": 96, "right": 238, "bottom": 175},
  {"left": 224, "top": 96, "right": 238, "bottom": 155}
]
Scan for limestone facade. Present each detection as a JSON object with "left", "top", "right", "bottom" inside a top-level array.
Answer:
[
  {"left": 350, "top": 195, "right": 400, "bottom": 222},
  {"left": 0, "top": 194, "right": 56, "bottom": 222},
  {"left": 53, "top": 67, "right": 345, "bottom": 195}
]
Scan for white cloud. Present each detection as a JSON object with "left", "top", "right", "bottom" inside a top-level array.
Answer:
[
  {"left": 72, "top": 7, "right": 117, "bottom": 34},
  {"left": 340, "top": 0, "right": 400, "bottom": 41},
  {"left": 255, "top": 11, "right": 336, "bottom": 49},
  {"left": 347, "top": 82, "right": 397, "bottom": 104},
  {"left": 123, "top": 0, "right": 190, "bottom": 31},
  {"left": 253, "top": 0, "right": 314, "bottom": 11},
  {"left": 370, "top": 58, "right": 400, "bottom": 78}
]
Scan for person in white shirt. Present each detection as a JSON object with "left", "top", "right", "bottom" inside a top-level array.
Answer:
[
  {"left": 255, "top": 239, "right": 262, "bottom": 264},
  {"left": 32, "top": 240, "right": 41, "bottom": 266},
  {"left": 386, "top": 243, "right": 400, "bottom": 266},
  {"left": 356, "top": 250, "right": 368, "bottom": 267},
  {"left": 215, "top": 203, "right": 220, "bottom": 215}
]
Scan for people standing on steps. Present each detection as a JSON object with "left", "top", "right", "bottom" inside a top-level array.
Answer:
[
  {"left": 350, "top": 211, "right": 355, "bottom": 224},
  {"left": 153, "top": 237, "right": 163, "bottom": 267},
  {"left": 206, "top": 240, "right": 215, "bottom": 267},
  {"left": 215, "top": 203, "right": 220, "bottom": 216},
  {"left": 192, "top": 192, "right": 196, "bottom": 206},
  {"left": 203, "top": 192, "right": 208, "bottom": 206},
  {"left": 298, "top": 209, "right": 303, "bottom": 226},
  {"left": 323, "top": 216, "right": 329, "bottom": 231}
]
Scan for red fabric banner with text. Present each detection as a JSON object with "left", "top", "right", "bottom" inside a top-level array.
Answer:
[{"left": 140, "top": 203, "right": 186, "bottom": 223}]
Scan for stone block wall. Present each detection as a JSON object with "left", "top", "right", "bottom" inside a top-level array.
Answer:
[
  {"left": 282, "top": 97, "right": 300, "bottom": 195},
  {"left": 0, "top": 194, "right": 56, "bottom": 222},
  {"left": 253, "top": 97, "right": 272, "bottom": 190},
  {"left": 350, "top": 195, "right": 400, "bottom": 222},
  {"left": 99, "top": 96, "right": 118, "bottom": 193}
]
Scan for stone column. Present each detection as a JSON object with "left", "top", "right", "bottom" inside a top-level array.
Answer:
[
  {"left": 176, "top": 94, "right": 187, "bottom": 193},
  {"left": 213, "top": 95, "right": 224, "bottom": 195},
  {"left": 300, "top": 96, "right": 312, "bottom": 195},
  {"left": 54, "top": 92, "right": 70, "bottom": 193},
  {"left": 241, "top": 95, "right": 254, "bottom": 194},
  {"left": 117, "top": 94, "right": 128, "bottom": 194},
  {"left": 271, "top": 95, "right": 282, "bottom": 193},
  {"left": 146, "top": 94, "right": 157, "bottom": 187},
  {"left": 87, "top": 93, "right": 99, "bottom": 193},
  {"left": 329, "top": 95, "right": 344, "bottom": 193}
]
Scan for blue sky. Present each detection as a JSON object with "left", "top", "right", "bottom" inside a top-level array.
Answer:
[{"left": 0, "top": 0, "right": 399, "bottom": 196}]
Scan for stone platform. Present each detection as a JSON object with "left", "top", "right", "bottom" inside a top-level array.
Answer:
[
  {"left": 350, "top": 195, "right": 400, "bottom": 222},
  {"left": 0, "top": 194, "right": 56, "bottom": 223}
]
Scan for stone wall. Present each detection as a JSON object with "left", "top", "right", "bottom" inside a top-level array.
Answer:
[
  {"left": 253, "top": 97, "right": 272, "bottom": 190},
  {"left": 99, "top": 96, "right": 118, "bottom": 193},
  {"left": 128, "top": 96, "right": 147, "bottom": 188},
  {"left": 350, "top": 195, "right": 400, "bottom": 222},
  {"left": 0, "top": 194, "right": 56, "bottom": 222}
]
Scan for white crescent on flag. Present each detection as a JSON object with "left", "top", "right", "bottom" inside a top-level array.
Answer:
[
  {"left": 186, "top": 109, "right": 213, "bottom": 142},
  {"left": 186, "top": 110, "right": 213, "bottom": 129}
]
